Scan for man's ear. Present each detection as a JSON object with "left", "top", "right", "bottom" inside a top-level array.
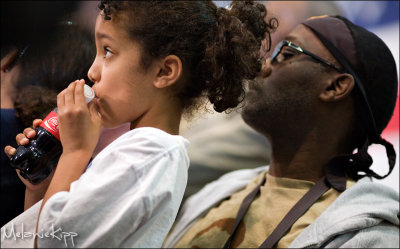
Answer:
[
  {"left": 319, "top": 73, "right": 355, "bottom": 102},
  {"left": 1, "top": 49, "right": 19, "bottom": 72},
  {"left": 153, "top": 55, "right": 182, "bottom": 89}
]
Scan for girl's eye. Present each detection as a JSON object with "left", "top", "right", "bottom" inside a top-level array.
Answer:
[{"left": 104, "top": 47, "right": 112, "bottom": 58}]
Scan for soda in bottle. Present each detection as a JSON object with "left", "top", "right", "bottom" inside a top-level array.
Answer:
[{"left": 10, "top": 84, "right": 95, "bottom": 184}]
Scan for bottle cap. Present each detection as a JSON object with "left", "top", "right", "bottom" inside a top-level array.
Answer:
[{"left": 84, "top": 84, "right": 95, "bottom": 103}]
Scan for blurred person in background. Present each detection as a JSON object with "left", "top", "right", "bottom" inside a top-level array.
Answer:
[{"left": 0, "top": 1, "right": 95, "bottom": 226}]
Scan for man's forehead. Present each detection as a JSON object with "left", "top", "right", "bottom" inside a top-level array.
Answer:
[
  {"left": 282, "top": 24, "right": 337, "bottom": 63},
  {"left": 284, "top": 25, "right": 319, "bottom": 49}
]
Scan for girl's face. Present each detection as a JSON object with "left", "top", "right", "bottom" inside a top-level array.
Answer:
[{"left": 88, "top": 13, "right": 159, "bottom": 129}]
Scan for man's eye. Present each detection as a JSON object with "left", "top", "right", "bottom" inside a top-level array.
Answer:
[
  {"left": 280, "top": 52, "right": 295, "bottom": 60},
  {"left": 274, "top": 52, "right": 294, "bottom": 64}
]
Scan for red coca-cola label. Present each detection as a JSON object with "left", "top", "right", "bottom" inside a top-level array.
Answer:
[{"left": 40, "top": 111, "right": 60, "bottom": 141}]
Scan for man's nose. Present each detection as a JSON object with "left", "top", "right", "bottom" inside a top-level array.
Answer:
[{"left": 261, "top": 58, "right": 272, "bottom": 78}]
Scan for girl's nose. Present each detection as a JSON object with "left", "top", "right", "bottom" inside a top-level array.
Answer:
[
  {"left": 87, "top": 59, "right": 99, "bottom": 84},
  {"left": 87, "top": 68, "right": 96, "bottom": 84}
]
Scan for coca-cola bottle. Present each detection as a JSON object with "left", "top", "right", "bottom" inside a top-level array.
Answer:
[{"left": 10, "top": 84, "right": 95, "bottom": 184}]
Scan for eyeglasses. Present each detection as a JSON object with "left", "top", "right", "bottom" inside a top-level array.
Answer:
[{"left": 271, "top": 40, "right": 345, "bottom": 73}]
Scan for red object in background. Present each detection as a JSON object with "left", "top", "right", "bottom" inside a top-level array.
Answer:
[{"left": 383, "top": 92, "right": 399, "bottom": 136}]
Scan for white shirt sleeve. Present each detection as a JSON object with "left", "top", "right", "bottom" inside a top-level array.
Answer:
[{"left": 36, "top": 128, "right": 189, "bottom": 248}]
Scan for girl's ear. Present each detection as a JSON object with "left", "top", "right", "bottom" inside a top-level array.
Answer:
[
  {"left": 1, "top": 49, "right": 19, "bottom": 72},
  {"left": 319, "top": 73, "right": 355, "bottom": 102},
  {"left": 153, "top": 55, "right": 182, "bottom": 89}
]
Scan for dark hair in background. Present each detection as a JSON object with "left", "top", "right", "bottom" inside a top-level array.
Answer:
[
  {"left": 13, "top": 24, "right": 95, "bottom": 127},
  {"left": 1, "top": 1, "right": 78, "bottom": 55},
  {"left": 99, "top": 0, "right": 278, "bottom": 114},
  {"left": 1, "top": 1, "right": 91, "bottom": 127}
]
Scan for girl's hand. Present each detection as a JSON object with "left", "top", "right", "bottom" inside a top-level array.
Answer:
[
  {"left": 57, "top": 79, "right": 102, "bottom": 156},
  {"left": 38, "top": 80, "right": 101, "bottom": 215},
  {"left": 4, "top": 119, "right": 53, "bottom": 193}
]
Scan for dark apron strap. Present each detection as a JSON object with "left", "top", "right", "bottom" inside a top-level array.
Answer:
[
  {"left": 224, "top": 169, "right": 345, "bottom": 248},
  {"left": 259, "top": 177, "right": 330, "bottom": 248},
  {"left": 223, "top": 175, "right": 267, "bottom": 249}
]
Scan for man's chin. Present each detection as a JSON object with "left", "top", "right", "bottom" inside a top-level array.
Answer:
[{"left": 241, "top": 106, "right": 259, "bottom": 128}]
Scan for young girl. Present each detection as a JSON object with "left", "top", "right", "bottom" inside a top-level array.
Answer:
[{"left": 2, "top": 1, "right": 277, "bottom": 247}]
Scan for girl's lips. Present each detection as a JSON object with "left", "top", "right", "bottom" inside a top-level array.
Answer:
[
  {"left": 91, "top": 96, "right": 100, "bottom": 107},
  {"left": 92, "top": 97, "right": 102, "bottom": 118}
]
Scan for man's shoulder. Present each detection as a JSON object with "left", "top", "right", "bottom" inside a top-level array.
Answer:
[
  {"left": 182, "top": 165, "right": 269, "bottom": 216},
  {"left": 316, "top": 177, "right": 399, "bottom": 229},
  {"left": 290, "top": 177, "right": 399, "bottom": 248},
  {"left": 194, "top": 165, "right": 269, "bottom": 199}
]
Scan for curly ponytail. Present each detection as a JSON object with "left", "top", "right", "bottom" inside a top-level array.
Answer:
[
  {"left": 98, "top": 1, "right": 277, "bottom": 114},
  {"left": 198, "top": 1, "right": 278, "bottom": 112}
]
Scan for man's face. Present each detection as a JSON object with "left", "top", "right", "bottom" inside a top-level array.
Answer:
[{"left": 242, "top": 24, "right": 337, "bottom": 136}]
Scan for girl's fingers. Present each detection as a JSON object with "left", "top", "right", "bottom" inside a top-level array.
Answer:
[
  {"left": 4, "top": 145, "right": 17, "bottom": 157},
  {"left": 16, "top": 133, "right": 29, "bottom": 145},
  {"left": 57, "top": 88, "right": 66, "bottom": 111},
  {"left": 23, "top": 127, "right": 36, "bottom": 139},
  {"left": 6, "top": 119, "right": 44, "bottom": 159},
  {"left": 64, "top": 81, "right": 77, "bottom": 105},
  {"left": 75, "top": 79, "right": 86, "bottom": 105},
  {"left": 32, "top": 119, "right": 43, "bottom": 129}
]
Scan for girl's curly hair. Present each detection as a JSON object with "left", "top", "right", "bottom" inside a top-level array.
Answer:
[{"left": 98, "top": 0, "right": 278, "bottom": 114}]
